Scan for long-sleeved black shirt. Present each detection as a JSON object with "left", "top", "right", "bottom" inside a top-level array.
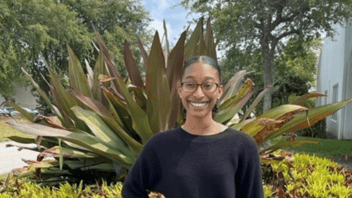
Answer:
[{"left": 122, "top": 127, "right": 264, "bottom": 198}]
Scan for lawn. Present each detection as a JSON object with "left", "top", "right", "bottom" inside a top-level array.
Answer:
[
  {"left": 281, "top": 136, "right": 352, "bottom": 170},
  {"left": 0, "top": 117, "right": 34, "bottom": 142}
]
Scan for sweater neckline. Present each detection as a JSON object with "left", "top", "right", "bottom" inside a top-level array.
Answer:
[{"left": 177, "top": 126, "right": 231, "bottom": 142}]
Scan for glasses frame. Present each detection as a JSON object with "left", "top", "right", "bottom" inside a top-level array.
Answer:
[{"left": 180, "top": 82, "right": 220, "bottom": 93}]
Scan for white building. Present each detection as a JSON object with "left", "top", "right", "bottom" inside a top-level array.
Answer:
[
  {"left": 0, "top": 85, "right": 38, "bottom": 109},
  {"left": 316, "top": 21, "right": 352, "bottom": 140}
]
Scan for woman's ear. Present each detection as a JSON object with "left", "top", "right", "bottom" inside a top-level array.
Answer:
[
  {"left": 218, "top": 84, "right": 224, "bottom": 99},
  {"left": 177, "top": 81, "right": 182, "bottom": 96}
]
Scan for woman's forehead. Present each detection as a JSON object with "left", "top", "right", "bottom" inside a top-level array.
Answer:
[{"left": 182, "top": 62, "right": 219, "bottom": 81}]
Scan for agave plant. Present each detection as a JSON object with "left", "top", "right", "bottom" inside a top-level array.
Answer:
[{"left": 1, "top": 17, "right": 352, "bottom": 190}]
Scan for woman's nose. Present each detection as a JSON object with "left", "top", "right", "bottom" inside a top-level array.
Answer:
[{"left": 192, "top": 85, "right": 205, "bottom": 97}]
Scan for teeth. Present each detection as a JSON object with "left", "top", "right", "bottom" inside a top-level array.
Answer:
[{"left": 190, "top": 102, "right": 208, "bottom": 107}]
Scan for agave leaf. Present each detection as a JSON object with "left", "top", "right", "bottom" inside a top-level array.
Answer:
[
  {"left": 124, "top": 40, "right": 144, "bottom": 88},
  {"left": 7, "top": 101, "right": 34, "bottom": 122},
  {"left": 45, "top": 61, "right": 88, "bottom": 130},
  {"left": 146, "top": 32, "right": 172, "bottom": 133},
  {"left": 38, "top": 146, "right": 98, "bottom": 159},
  {"left": 136, "top": 35, "right": 149, "bottom": 72},
  {"left": 205, "top": 18, "right": 217, "bottom": 60},
  {"left": 107, "top": 71, "right": 154, "bottom": 143},
  {"left": 67, "top": 45, "right": 92, "bottom": 98},
  {"left": 266, "top": 99, "right": 352, "bottom": 141},
  {"left": 94, "top": 28, "right": 124, "bottom": 97},
  {"left": 128, "top": 84, "right": 147, "bottom": 111},
  {"left": 85, "top": 59, "right": 94, "bottom": 81},
  {"left": 231, "top": 118, "right": 255, "bottom": 130},
  {"left": 21, "top": 67, "right": 52, "bottom": 109},
  {"left": 241, "top": 105, "right": 307, "bottom": 137},
  {"left": 290, "top": 92, "right": 326, "bottom": 106},
  {"left": 240, "top": 87, "right": 271, "bottom": 122},
  {"left": 22, "top": 159, "right": 59, "bottom": 169},
  {"left": 260, "top": 139, "right": 321, "bottom": 155},
  {"left": 72, "top": 87, "right": 143, "bottom": 155},
  {"left": 58, "top": 139, "right": 63, "bottom": 171},
  {"left": 166, "top": 31, "right": 186, "bottom": 128},
  {"left": 71, "top": 106, "right": 135, "bottom": 160},
  {"left": 184, "top": 17, "right": 204, "bottom": 60},
  {"left": 221, "top": 70, "right": 248, "bottom": 102},
  {"left": 193, "top": 31, "right": 207, "bottom": 56},
  {"left": 6, "top": 122, "right": 134, "bottom": 168},
  {"left": 92, "top": 51, "right": 109, "bottom": 103},
  {"left": 163, "top": 19, "right": 170, "bottom": 63},
  {"left": 102, "top": 87, "right": 134, "bottom": 132},
  {"left": 215, "top": 79, "right": 254, "bottom": 124}
]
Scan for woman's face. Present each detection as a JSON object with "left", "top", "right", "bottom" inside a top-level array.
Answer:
[{"left": 178, "top": 61, "right": 223, "bottom": 119}]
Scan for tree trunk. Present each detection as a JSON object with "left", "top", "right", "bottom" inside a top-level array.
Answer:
[{"left": 262, "top": 47, "right": 275, "bottom": 112}]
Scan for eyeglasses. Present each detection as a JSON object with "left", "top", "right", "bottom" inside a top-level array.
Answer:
[{"left": 180, "top": 82, "right": 220, "bottom": 93}]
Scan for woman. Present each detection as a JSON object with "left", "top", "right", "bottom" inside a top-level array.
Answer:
[{"left": 122, "top": 56, "right": 264, "bottom": 198}]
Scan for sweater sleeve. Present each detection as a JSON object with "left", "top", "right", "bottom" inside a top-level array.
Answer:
[
  {"left": 235, "top": 135, "right": 264, "bottom": 198},
  {"left": 122, "top": 136, "right": 161, "bottom": 198}
]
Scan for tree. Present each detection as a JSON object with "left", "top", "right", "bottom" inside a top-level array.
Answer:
[
  {"left": 179, "top": 0, "right": 352, "bottom": 111},
  {"left": 0, "top": 0, "right": 150, "bottom": 106}
]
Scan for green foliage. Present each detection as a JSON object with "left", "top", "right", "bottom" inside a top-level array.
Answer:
[
  {"left": 0, "top": 178, "right": 123, "bottom": 198},
  {"left": 0, "top": 0, "right": 151, "bottom": 111},
  {"left": 264, "top": 151, "right": 352, "bottom": 197}
]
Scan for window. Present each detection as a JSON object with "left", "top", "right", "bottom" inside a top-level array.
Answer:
[{"left": 332, "top": 84, "right": 338, "bottom": 120}]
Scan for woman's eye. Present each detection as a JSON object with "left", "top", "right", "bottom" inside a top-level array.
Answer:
[
  {"left": 203, "top": 83, "right": 214, "bottom": 89},
  {"left": 185, "top": 83, "right": 196, "bottom": 88}
]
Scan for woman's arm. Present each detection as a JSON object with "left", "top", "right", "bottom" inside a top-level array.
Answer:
[
  {"left": 122, "top": 138, "right": 161, "bottom": 198},
  {"left": 235, "top": 136, "right": 264, "bottom": 198}
]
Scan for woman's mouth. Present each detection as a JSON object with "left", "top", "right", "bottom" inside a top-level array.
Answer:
[{"left": 189, "top": 101, "right": 209, "bottom": 107}]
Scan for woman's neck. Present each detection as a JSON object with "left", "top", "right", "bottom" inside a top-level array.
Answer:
[{"left": 182, "top": 114, "right": 223, "bottom": 136}]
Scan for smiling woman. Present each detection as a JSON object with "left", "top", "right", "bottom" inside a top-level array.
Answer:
[{"left": 122, "top": 56, "right": 264, "bottom": 198}]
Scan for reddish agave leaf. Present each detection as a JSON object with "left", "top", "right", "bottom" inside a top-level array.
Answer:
[
  {"left": 193, "top": 33, "right": 207, "bottom": 56},
  {"left": 146, "top": 32, "right": 172, "bottom": 133},
  {"left": 205, "top": 18, "right": 217, "bottom": 60},
  {"left": 7, "top": 101, "right": 34, "bottom": 122},
  {"left": 184, "top": 17, "right": 204, "bottom": 60},
  {"left": 136, "top": 35, "right": 149, "bottom": 72},
  {"left": 166, "top": 31, "right": 186, "bottom": 129},
  {"left": 290, "top": 92, "right": 326, "bottom": 106},
  {"left": 124, "top": 40, "right": 144, "bottom": 88},
  {"left": 92, "top": 51, "right": 109, "bottom": 103}
]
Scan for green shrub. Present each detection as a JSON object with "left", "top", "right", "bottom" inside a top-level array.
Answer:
[
  {"left": 263, "top": 151, "right": 352, "bottom": 197},
  {"left": 0, "top": 178, "right": 122, "bottom": 198}
]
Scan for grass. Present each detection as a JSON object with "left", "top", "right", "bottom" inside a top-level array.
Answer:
[
  {"left": 281, "top": 136, "right": 352, "bottom": 170},
  {"left": 0, "top": 117, "right": 34, "bottom": 142}
]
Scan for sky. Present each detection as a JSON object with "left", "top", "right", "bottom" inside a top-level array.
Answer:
[{"left": 142, "top": 0, "right": 198, "bottom": 45}]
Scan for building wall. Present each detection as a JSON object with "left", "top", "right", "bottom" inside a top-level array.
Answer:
[
  {"left": 342, "top": 20, "right": 352, "bottom": 140},
  {"left": 0, "top": 85, "right": 38, "bottom": 109},
  {"left": 317, "top": 23, "right": 346, "bottom": 139}
]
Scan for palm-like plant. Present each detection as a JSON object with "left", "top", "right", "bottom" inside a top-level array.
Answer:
[{"left": 1, "top": 18, "right": 351, "bottom": 189}]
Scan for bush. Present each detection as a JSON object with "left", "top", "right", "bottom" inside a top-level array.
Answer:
[
  {"left": 263, "top": 151, "right": 352, "bottom": 197},
  {"left": 0, "top": 178, "right": 123, "bottom": 198}
]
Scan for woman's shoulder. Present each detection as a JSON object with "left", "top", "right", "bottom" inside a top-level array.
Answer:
[
  {"left": 225, "top": 127, "right": 258, "bottom": 148},
  {"left": 144, "top": 127, "right": 181, "bottom": 147}
]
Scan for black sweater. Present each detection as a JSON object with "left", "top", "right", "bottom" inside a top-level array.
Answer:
[{"left": 122, "top": 127, "right": 264, "bottom": 198}]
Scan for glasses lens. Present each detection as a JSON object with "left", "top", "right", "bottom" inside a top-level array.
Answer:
[
  {"left": 182, "top": 83, "right": 196, "bottom": 92},
  {"left": 202, "top": 83, "right": 216, "bottom": 92}
]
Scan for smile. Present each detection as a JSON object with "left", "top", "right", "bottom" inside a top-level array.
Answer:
[{"left": 189, "top": 101, "right": 209, "bottom": 107}]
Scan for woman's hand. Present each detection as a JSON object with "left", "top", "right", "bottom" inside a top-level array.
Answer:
[{"left": 148, "top": 191, "right": 166, "bottom": 198}]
